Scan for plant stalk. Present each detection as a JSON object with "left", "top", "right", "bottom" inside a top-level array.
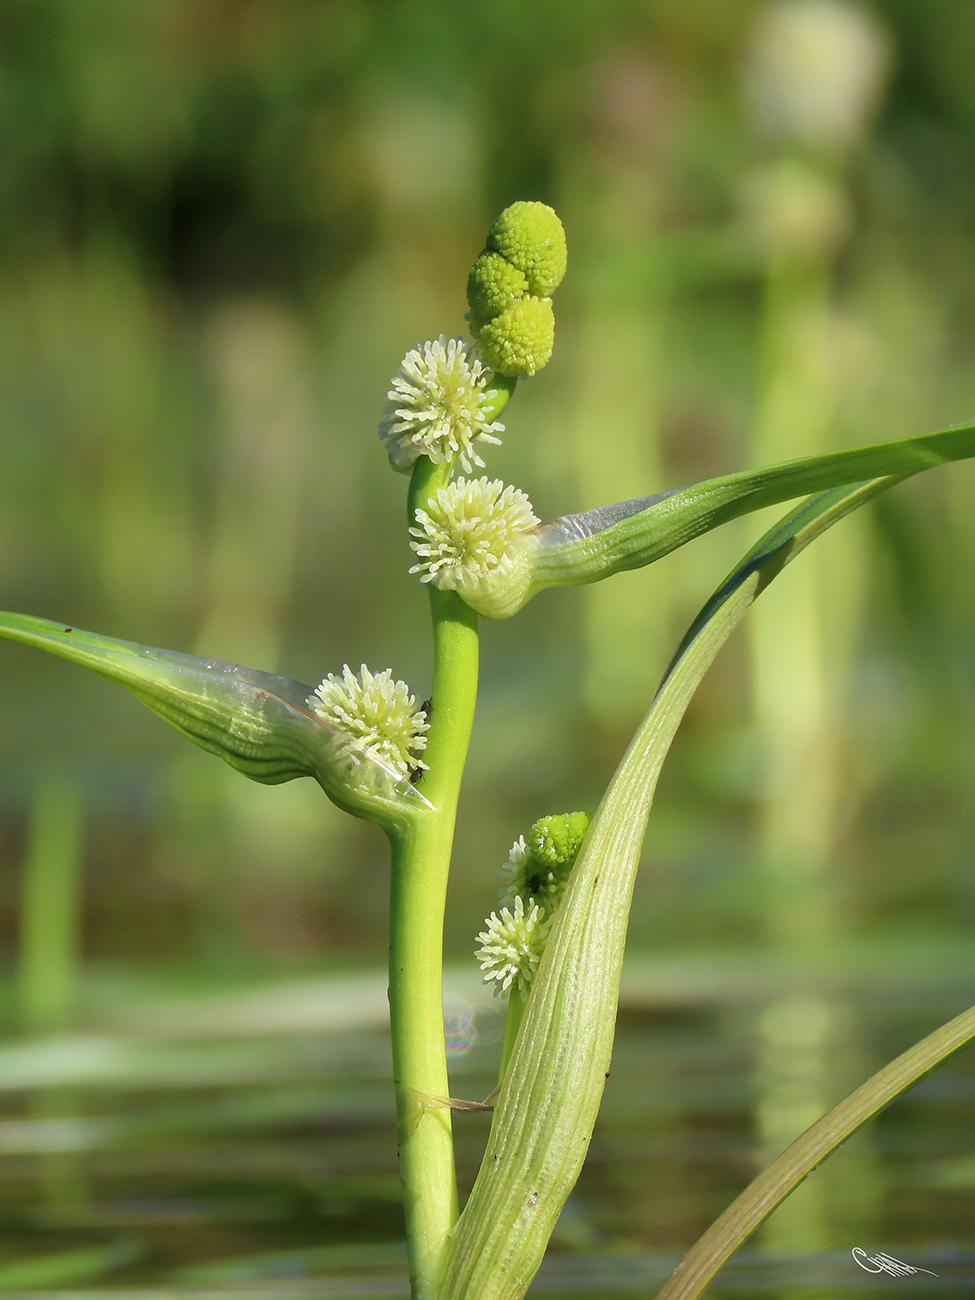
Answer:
[
  {"left": 497, "top": 992, "right": 526, "bottom": 1086},
  {"left": 19, "top": 774, "right": 85, "bottom": 1036},
  {"left": 388, "top": 458, "right": 480, "bottom": 1298}
]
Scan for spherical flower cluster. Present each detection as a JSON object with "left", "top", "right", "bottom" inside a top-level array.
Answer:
[
  {"left": 529, "top": 811, "right": 592, "bottom": 868},
  {"left": 466, "top": 252, "right": 529, "bottom": 323},
  {"left": 475, "top": 896, "right": 553, "bottom": 1002},
  {"left": 745, "top": 0, "right": 891, "bottom": 152},
  {"left": 408, "top": 476, "right": 538, "bottom": 592},
  {"left": 466, "top": 200, "right": 566, "bottom": 377},
  {"left": 497, "top": 834, "right": 565, "bottom": 911},
  {"left": 307, "top": 664, "right": 428, "bottom": 782},
  {"left": 482, "top": 811, "right": 592, "bottom": 1000},
  {"left": 379, "top": 335, "right": 504, "bottom": 474},
  {"left": 497, "top": 812, "right": 592, "bottom": 911},
  {"left": 487, "top": 201, "right": 567, "bottom": 298},
  {"left": 477, "top": 297, "right": 555, "bottom": 379}
]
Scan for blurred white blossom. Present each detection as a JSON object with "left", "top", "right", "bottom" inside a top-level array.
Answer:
[{"left": 746, "top": 0, "right": 892, "bottom": 151}]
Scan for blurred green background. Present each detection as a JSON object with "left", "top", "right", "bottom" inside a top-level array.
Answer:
[{"left": 1, "top": 0, "right": 975, "bottom": 1291}]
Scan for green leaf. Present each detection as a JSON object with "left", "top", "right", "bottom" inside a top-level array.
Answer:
[
  {"left": 458, "top": 419, "right": 975, "bottom": 617},
  {"left": 437, "top": 475, "right": 900, "bottom": 1300},
  {"left": 0, "top": 612, "right": 430, "bottom": 828},
  {"left": 0, "top": 1239, "right": 140, "bottom": 1288},
  {"left": 654, "top": 998, "right": 975, "bottom": 1299}
]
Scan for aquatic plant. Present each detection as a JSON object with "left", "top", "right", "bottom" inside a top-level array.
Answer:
[{"left": 4, "top": 199, "right": 975, "bottom": 1300}]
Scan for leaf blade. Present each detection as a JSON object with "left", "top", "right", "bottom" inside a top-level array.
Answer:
[
  {"left": 654, "top": 1001, "right": 975, "bottom": 1300},
  {"left": 0, "top": 612, "right": 430, "bottom": 825},
  {"left": 438, "top": 475, "right": 899, "bottom": 1300},
  {"left": 534, "top": 422, "right": 975, "bottom": 588}
]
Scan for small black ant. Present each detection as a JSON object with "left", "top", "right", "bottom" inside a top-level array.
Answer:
[{"left": 409, "top": 699, "right": 433, "bottom": 784}]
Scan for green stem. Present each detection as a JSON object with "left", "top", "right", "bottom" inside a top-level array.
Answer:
[
  {"left": 388, "top": 458, "right": 480, "bottom": 1298},
  {"left": 498, "top": 994, "right": 526, "bottom": 1087},
  {"left": 19, "top": 774, "right": 85, "bottom": 1036}
]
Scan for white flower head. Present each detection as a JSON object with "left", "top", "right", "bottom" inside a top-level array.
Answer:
[
  {"left": 745, "top": 0, "right": 891, "bottom": 152},
  {"left": 307, "top": 664, "right": 428, "bottom": 782},
  {"left": 379, "top": 335, "right": 504, "bottom": 473},
  {"left": 475, "top": 895, "right": 552, "bottom": 1002},
  {"left": 497, "top": 835, "right": 565, "bottom": 911},
  {"left": 409, "top": 476, "right": 539, "bottom": 592}
]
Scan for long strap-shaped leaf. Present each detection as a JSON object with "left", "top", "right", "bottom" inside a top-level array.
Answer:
[
  {"left": 534, "top": 421, "right": 975, "bottom": 583},
  {"left": 436, "top": 475, "right": 904, "bottom": 1300},
  {"left": 0, "top": 612, "right": 430, "bottom": 826},
  {"left": 460, "top": 420, "right": 975, "bottom": 618},
  {"left": 654, "top": 999, "right": 975, "bottom": 1300}
]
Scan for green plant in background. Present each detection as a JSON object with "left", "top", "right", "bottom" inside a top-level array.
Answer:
[{"left": 5, "top": 200, "right": 975, "bottom": 1300}]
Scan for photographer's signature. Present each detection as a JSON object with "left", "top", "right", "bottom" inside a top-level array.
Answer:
[{"left": 853, "top": 1248, "right": 938, "bottom": 1278}]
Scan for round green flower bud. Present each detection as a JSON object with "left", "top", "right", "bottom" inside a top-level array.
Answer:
[
  {"left": 477, "top": 295, "right": 555, "bottom": 378},
  {"left": 467, "top": 251, "right": 529, "bottom": 325},
  {"left": 529, "top": 811, "right": 591, "bottom": 867},
  {"left": 487, "top": 201, "right": 567, "bottom": 297}
]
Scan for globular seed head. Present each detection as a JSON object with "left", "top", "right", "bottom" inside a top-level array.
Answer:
[
  {"left": 477, "top": 296, "right": 555, "bottom": 378},
  {"left": 497, "top": 812, "right": 591, "bottom": 912},
  {"left": 529, "top": 811, "right": 592, "bottom": 867},
  {"left": 467, "top": 251, "right": 530, "bottom": 328},
  {"left": 487, "top": 200, "right": 567, "bottom": 297}
]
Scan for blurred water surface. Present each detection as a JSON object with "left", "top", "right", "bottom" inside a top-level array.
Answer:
[
  {"left": 3, "top": 0, "right": 975, "bottom": 1292},
  {"left": 0, "top": 958, "right": 970, "bottom": 1293}
]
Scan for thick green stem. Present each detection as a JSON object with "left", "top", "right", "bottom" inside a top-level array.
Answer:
[{"left": 388, "top": 458, "right": 480, "bottom": 1298}]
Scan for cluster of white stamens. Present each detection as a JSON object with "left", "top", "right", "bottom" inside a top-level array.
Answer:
[
  {"left": 477, "top": 813, "right": 591, "bottom": 1000},
  {"left": 408, "top": 477, "right": 538, "bottom": 592},
  {"left": 307, "top": 665, "right": 428, "bottom": 782},
  {"left": 475, "top": 896, "right": 552, "bottom": 1002},
  {"left": 497, "top": 834, "right": 564, "bottom": 910},
  {"left": 379, "top": 336, "right": 503, "bottom": 474}
]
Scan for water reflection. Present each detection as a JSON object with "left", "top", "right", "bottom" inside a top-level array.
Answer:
[{"left": 0, "top": 960, "right": 970, "bottom": 1293}]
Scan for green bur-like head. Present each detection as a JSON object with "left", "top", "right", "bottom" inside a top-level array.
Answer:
[
  {"left": 477, "top": 295, "right": 555, "bottom": 377},
  {"left": 465, "top": 200, "right": 566, "bottom": 377},
  {"left": 529, "top": 811, "right": 591, "bottom": 866},
  {"left": 497, "top": 810, "right": 592, "bottom": 912},
  {"left": 467, "top": 251, "right": 529, "bottom": 327},
  {"left": 487, "top": 200, "right": 567, "bottom": 297}
]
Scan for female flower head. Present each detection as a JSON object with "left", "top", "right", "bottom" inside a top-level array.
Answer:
[
  {"left": 379, "top": 335, "right": 503, "bottom": 474},
  {"left": 409, "top": 476, "right": 538, "bottom": 594},
  {"left": 307, "top": 664, "right": 428, "bottom": 783},
  {"left": 475, "top": 895, "right": 552, "bottom": 1002},
  {"left": 466, "top": 202, "right": 565, "bottom": 376},
  {"left": 486, "top": 201, "right": 567, "bottom": 299},
  {"left": 497, "top": 812, "right": 591, "bottom": 912},
  {"left": 476, "top": 296, "right": 555, "bottom": 378}
]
